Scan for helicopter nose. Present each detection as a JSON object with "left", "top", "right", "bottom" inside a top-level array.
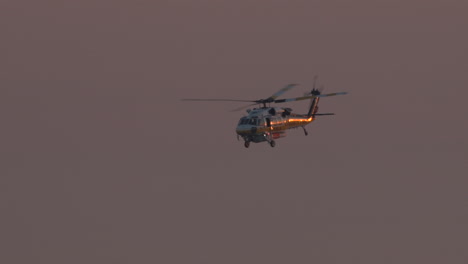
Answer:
[{"left": 236, "top": 125, "right": 255, "bottom": 135}]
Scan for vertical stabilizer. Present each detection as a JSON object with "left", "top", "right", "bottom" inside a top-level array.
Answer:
[{"left": 307, "top": 89, "right": 320, "bottom": 117}]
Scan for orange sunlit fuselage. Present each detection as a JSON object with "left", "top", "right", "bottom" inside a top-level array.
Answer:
[{"left": 235, "top": 107, "right": 314, "bottom": 144}]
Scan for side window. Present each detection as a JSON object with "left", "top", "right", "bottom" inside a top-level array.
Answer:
[
  {"left": 277, "top": 117, "right": 283, "bottom": 124},
  {"left": 271, "top": 117, "right": 279, "bottom": 126}
]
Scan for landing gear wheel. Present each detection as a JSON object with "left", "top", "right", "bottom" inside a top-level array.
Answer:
[
  {"left": 244, "top": 141, "right": 250, "bottom": 148},
  {"left": 269, "top": 140, "right": 276, "bottom": 148}
]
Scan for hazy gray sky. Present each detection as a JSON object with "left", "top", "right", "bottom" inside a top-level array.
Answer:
[{"left": 1, "top": 1, "right": 467, "bottom": 263}]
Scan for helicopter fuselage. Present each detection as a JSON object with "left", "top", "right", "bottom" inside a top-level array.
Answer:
[{"left": 236, "top": 107, "right": 314, "bottom": 144}]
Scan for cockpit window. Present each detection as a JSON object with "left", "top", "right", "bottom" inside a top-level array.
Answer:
[
  {"left": 239, "top": 118, "right": 265, "bottom": 126},
  {"left": 238, "top": 117, "right": 247, "bottom": 125}
]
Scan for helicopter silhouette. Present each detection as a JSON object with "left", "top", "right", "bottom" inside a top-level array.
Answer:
[{"left": 183, "top": 78, "right": 347, "bottom": 148}]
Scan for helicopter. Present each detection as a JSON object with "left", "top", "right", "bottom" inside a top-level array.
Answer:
[{"left": 183, "top": 79, "right": 347, "bottom": 148}]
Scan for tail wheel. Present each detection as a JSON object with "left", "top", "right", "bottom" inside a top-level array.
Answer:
[
  {"left": 269, "top": 140, "right": 276, "bottom": 147},
  {"left": 244, "top": 141, "right": 250, "bottom": 148}
]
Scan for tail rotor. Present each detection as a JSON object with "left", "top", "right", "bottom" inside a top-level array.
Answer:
[
  {"left": 306, "top": 76, "right": 321, "bottom": 117},
  {"left": 304, "top": 75, "right": 320, "bottom": 96}
]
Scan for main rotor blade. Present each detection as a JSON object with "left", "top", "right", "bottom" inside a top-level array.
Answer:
[
  {"left": 273, "top": 92, "right": 348, "bottom": 103},
  {"left": 230, "top": 102, "right": 259, "bottom": 112},
  {"left": 266, "top": 83, "right": 298, "bottom": 101},
  {"left": 181, "top": 98, "right": 255, "bottom": 102}
]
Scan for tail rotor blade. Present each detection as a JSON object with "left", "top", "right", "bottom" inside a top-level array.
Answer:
[
  {"left": 319, "top": 85, "right": 325, "bottom": 93},
  {"left": 312, "top": 75, "right": 318, "bottom": 90}
]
